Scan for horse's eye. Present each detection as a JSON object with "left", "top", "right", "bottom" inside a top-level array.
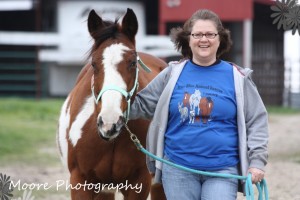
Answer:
[
  {"left": 91, "top": 63, "right": 99, "bottom": 73},
  {"left": 130, "top": 61, "right": 137, "bottom": 69}
]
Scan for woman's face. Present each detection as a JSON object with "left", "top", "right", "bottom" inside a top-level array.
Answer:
[{"left": 189, "top": 19, "right": 220, "bottom": 66}]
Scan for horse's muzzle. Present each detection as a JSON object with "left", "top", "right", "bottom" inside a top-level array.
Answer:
[{"left": 97, "top": 116, "right": 125, "bottom": 141}]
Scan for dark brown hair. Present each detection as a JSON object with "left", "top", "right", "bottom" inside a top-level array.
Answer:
[{"left": 170, "top": 9, "right": 232, "bottom": 59}]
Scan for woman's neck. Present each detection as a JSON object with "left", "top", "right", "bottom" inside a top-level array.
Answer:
[{"left": 192, "top": 58, "right": 218, "bottom": 67}]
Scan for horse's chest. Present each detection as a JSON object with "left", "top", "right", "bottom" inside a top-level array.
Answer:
[{"left": 76, "top": 136, "right": 143, "bottom": 181}]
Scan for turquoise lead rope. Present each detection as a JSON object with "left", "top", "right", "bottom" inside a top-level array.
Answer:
[{"left": 125, "top": 124, "right": 269, "bottom": 200}]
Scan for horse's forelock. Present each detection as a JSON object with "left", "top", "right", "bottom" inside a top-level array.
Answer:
[{"left": 89, "top": 19, "right": 122, "bottom": 58}]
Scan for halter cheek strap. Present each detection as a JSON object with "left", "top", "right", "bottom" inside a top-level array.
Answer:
[
  {"left": 91, "top": 55, "right": 151, "bottom": 122},
  {"left": 137, "top": 55, "right": 151, "bottom": 73}
]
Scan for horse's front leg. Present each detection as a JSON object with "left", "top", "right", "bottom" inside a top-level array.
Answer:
[
  {"left": 70, "top": 168, "right": 94, "bottom": 200},
  {"left": 121, "top": 169, "right": 151, "bottom": 200}
]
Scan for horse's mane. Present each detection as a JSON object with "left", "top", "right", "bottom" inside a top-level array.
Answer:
[{"left": 89, "top": 18, "right": 121, "bottom": 57}]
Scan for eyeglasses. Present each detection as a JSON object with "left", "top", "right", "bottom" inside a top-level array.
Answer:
[{"left": 190, "top": 33, "right": 218, "bottom": 39}]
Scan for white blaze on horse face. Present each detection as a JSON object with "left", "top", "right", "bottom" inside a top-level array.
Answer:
[
  {"left": 57, "top": 96, "right": 70, "bottom": 167},
  {"left": 69, "top": 95, "right": 95, "bottom": 146},
  {"left": 98, "top": 43, "right": 129, "bottom": 134}
]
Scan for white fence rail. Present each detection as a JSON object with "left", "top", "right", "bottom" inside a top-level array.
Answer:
[{"left": 0, "top": 31, "right": 179, "bottom": 64}]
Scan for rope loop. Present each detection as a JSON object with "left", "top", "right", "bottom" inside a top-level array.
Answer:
[{"left": 130, "top": 134, "right": 140, "bottom": 144}]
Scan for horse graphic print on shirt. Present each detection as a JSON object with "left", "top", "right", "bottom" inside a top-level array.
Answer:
[
  {"left": 167, "top": 60, "right": 237, "bottom": 130},
  {"left": 178, "top": 89, "right": 214, "bottom": 124}
]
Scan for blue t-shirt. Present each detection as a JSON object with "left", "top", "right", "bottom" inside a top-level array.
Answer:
[{"left": 164, "top": 60, "right": 239, "bottom": 170}]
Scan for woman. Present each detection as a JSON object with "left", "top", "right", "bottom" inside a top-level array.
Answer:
[{"left": 130, "top": 9, "right": 268, "bottom": 200}]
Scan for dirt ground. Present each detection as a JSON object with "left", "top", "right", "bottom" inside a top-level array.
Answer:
[{"left": 1, "top": 114, "right": 300, "bottom": 200}]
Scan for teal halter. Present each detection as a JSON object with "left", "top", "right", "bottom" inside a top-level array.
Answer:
[{"left": 91, "top": 55, "right": 151, "bottom": 122}]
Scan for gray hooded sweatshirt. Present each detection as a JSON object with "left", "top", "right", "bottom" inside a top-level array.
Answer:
[{"left": 130, "top": 60, "right": 268, "bottom": 192}]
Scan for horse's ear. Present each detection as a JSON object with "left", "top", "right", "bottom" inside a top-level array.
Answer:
[
  {"left": 88, "top": 10, "right": 104, "bottom": 38},
  {"left": 121, "top": 8, "right": 138, "bottom": 42}
]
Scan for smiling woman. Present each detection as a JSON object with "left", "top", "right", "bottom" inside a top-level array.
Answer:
[
  {"left": 188, "top": 19, "right": 221, "bottom": 66},
  {"left": 129, "top": 9, "right": 269, "bottom": 200}
]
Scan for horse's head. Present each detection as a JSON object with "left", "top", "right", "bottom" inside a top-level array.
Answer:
[{"left": 88, "top": 8, "right": 139, "bottom": 141}]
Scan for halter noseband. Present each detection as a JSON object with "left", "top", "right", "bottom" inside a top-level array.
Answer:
[{"left": 91, "top": 55, "right": 151, "bottom": 122}]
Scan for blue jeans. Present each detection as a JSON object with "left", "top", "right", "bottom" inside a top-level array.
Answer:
[{"left": 162, "top": 157, "right": 238, "bottom": 200}]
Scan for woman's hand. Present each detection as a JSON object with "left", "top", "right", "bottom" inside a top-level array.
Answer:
[{"left": 248, "top": 168, "right": 265, "bottom": 184}]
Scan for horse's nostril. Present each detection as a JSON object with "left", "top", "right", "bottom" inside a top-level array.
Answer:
[
  {"left": 117, "top": 116, "right": 125, "bottom": 126},
  {"left": 98, "top": 116, "right": 103, "bottom": 126},
  {"left": 108, "top": 116, "right": 125, "bottom": 133}
]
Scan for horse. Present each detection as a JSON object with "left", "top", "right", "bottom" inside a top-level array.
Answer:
[
  {"left": 199, "top": 97, "right": 214, "bottom": 124},
  {"left": 183, "top": 92, "right": 190, "bottom": 107},
  {"left": 189, "top": 89, "right": 201, "bottom": 116},
  {"left": 178, "top": 102, "right": 188, "bottom": 123},
  {"left": 57, "top": 8, "right": 167, "bottom": 200}
]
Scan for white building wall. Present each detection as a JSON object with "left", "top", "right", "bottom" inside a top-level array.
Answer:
[
  {"left": 284, "top": 30, "right": 300, "bottom": 108},
  {"left": 43, "top": 1, "right": 177, "bottom": 96}
]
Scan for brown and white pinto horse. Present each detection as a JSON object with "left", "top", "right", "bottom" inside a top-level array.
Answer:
[{"left": 57, "top": 8, "right": 167, "bottom": 200}]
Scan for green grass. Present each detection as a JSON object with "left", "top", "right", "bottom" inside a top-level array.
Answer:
[
  {"left": 266, "top": 106, "right": 300, "bottom": 114},
  {"left": 0, "top": 98, "right": 69, "bottom": 200},
  {"left": 0, "top": 98, "right": 64, "bottom": 165}
]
